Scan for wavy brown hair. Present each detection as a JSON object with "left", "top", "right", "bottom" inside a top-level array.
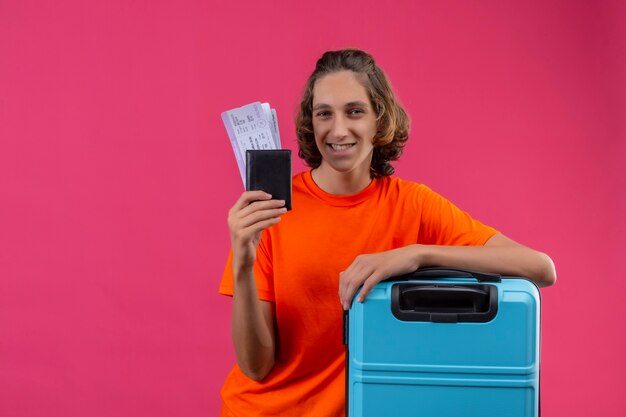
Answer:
[{"left": 296, "top": 49, "right": 410, "bottom": 178}]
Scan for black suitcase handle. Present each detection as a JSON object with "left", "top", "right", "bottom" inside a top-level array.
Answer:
[
  {"left": 390, "top": 267, "right": 500, "bottom": 323},
  {"left": 400, "top": 285, "right": 490, "bottom": 312},
  {"left": 394, "top": 267, "right": 502, "bottom": 283},
  {"left": 392, "top": 283, "right": 498, "bottom": 323}
]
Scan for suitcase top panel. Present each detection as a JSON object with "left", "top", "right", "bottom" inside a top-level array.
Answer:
[{"left": 348, "top": 278, "right": 540, "bottom": 373}]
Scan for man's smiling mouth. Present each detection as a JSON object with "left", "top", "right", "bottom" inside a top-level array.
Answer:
[{"left": 329, "top": 143, "right": 356, "bottom": 151}]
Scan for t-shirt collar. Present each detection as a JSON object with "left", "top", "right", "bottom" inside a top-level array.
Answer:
[{"left": 302, "top": 169, "right": 381, "bottom": 207}]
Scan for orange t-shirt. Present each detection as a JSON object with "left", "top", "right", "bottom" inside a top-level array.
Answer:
[{"left": 219, "top": 171, "right": 498, "bottom": 417}]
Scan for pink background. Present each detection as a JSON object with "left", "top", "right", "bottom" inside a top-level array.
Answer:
[{"left": 1, "top": 1, "right": 624, "bottom": 416}]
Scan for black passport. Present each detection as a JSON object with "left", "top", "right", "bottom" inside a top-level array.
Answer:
[{"left": 246, "top": 150, "right": 292, "bottom": 210}]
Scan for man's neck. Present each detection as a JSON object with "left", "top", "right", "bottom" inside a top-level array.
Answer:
[{"left": 311, "top": 163, "right": 372, "bottom": 195}]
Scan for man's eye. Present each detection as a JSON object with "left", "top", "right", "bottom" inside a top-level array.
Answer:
[
  {"left": 348, "top": 109, "right": 364, "bottom": 116},
  {"left": 316, "top": 111, "right": 331, "bottom": 118}
]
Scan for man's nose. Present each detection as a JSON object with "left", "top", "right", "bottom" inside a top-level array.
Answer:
[{"left": 330, "top": 115, "right": 349, "bottom": 140}]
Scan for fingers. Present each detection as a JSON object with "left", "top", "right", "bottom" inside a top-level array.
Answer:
[
  {"left": 338, "top": 257, "right": 374, "bottom": 310},
  {"left": 338, "top": 253, "right": 394, "bottom": 310},
  {"left": 339, "top": 257, "right": 366, "bottom": 310},
  {"left": 356, "top": 272, "right": 385, "bottom": 303},
  {"left": 339, "top": 270, "right": 385, "bottom": 310},
  {"left": 228, "top": 191, "right": 287, "bottom": 248},
  {"left": 230, "top": 191, "right": 273, "bottom": 213},
  {"left": 241, "top": 214, "right": 283, "bottom": 238},
  {"left": 238, "top": 205, "right": 287, "bottom": 229},
  {"left": 237, "top": 200, "right": 286, "bottom": 224},
  {"left": 230, "top": 191, "right": 285, "bottom": 221}
]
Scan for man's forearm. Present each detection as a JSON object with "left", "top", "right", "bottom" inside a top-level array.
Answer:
[
  {"left": 231, "top": 266, "right": 276, "bottom": 381},
  {"left": 414, "top": 237, "right": 556, "bottom": 287}
]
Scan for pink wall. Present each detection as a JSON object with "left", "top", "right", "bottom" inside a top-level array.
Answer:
[{"left": 1, "top": 1, "right": 624, "bottom": 416}]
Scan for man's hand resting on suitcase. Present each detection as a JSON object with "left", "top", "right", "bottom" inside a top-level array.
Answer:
[{"left": 338, "top": 246, "right": 420, "bottom": 311}]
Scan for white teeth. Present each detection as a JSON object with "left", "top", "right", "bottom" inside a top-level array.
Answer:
[{"left": 330, "top": 143, "right": 354, "bottom": 151}]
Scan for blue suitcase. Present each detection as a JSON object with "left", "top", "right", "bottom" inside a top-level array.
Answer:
[{"left": 344, "top": 268, "right": 540, "bottom": 417}]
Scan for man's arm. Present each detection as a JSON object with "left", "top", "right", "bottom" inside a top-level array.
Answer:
[
  {"left": 338, "top": 233, "right": 556, "bottom": 310},
  {"left": 228, "top": 191, "right": 285, "bottom": 381},
  {"left": 231, "top": 267, "right": 276, "bottom": 381}
]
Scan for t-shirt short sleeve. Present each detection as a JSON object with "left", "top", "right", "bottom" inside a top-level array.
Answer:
[
  {"left": 218, "top": 230, "right": 275, "bottom": 302},
  {"left": 415, "top": 185, "right": 498, "bottom": 246}
]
